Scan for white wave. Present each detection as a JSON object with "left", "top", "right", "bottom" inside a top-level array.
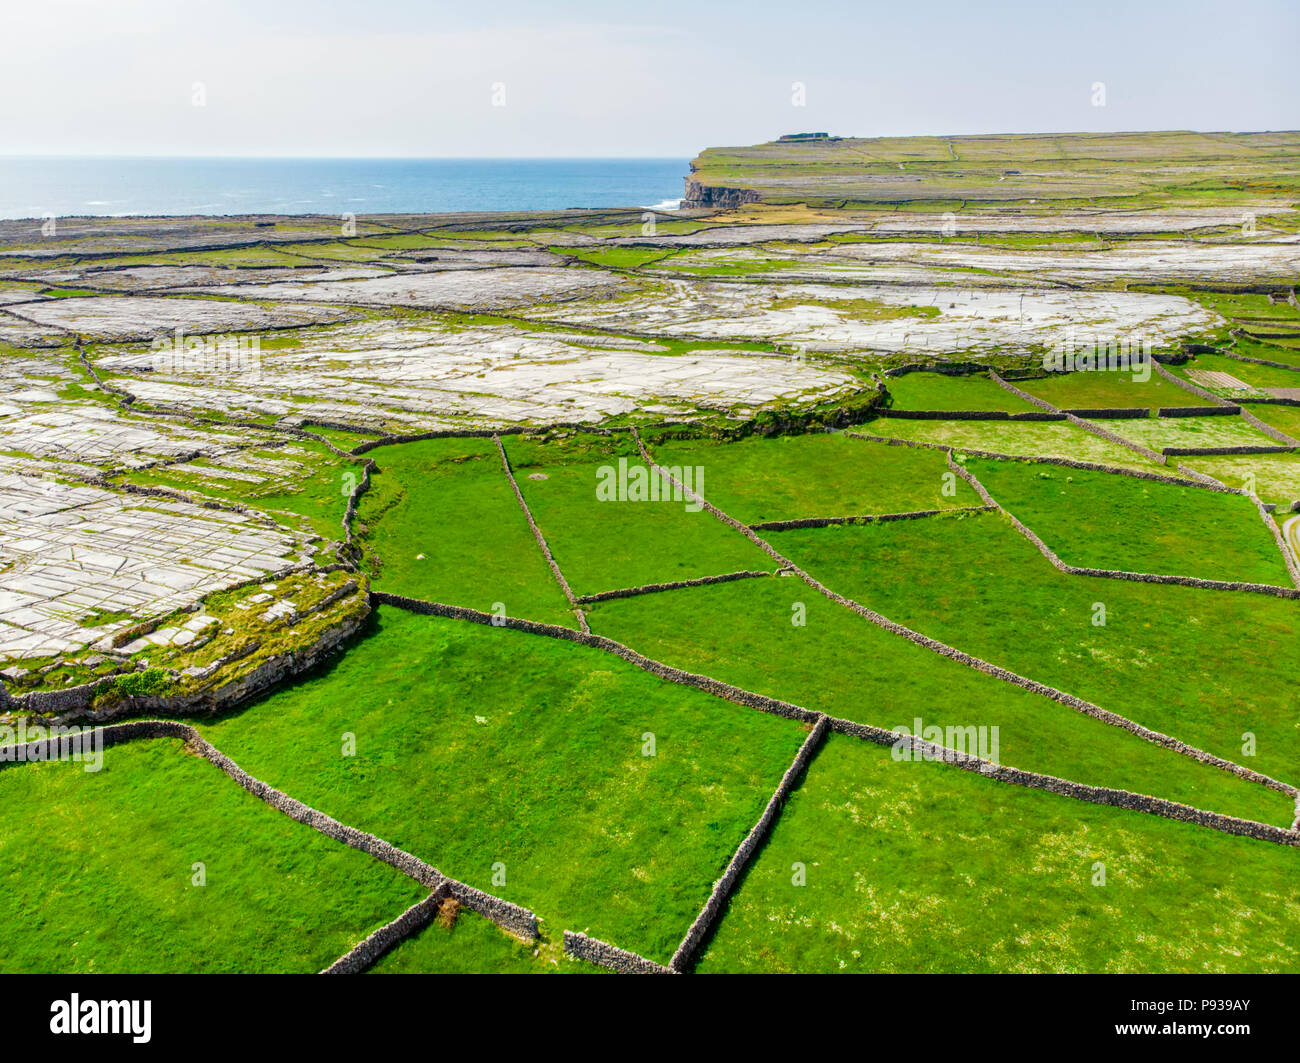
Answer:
[{"left": 642, "top": 197, "right": 682, "bottom": 212}]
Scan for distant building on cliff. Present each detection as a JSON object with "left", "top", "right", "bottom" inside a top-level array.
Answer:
[{"left": 778, "top": 132, "right": 841, "bottom": 142}]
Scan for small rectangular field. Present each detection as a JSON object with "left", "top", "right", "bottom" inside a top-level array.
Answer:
[
  {"left": 0, "top": 738, "right": 424, "bottom": 973},
  {"left": 964, "top": 455, "right": 1293, "bottom": 585},
  {"left": 505, "top": 433, "right": 773, "bottom": 595},
  {"left": 857, "top": 417, "right": 1158, "bottom": 468},
  {"left": 643, "top": 430, "right": 982, "bottom": 524},
  {"left": 1018, "top": 369, "right": 1206, "bottom": 410},
  {"left": 884, "top": 371, "right": 1041, "bottom": 412},
  {"left": 696, "top": 735, "right": 1300, "bottom": 973},
  {"left": 355, "top": 437, "right": 576, "bottom": 625},
  {"left": 1102, "top": 414, "right": 1285, "bottom": 452},
  {"left": 198, "top": 606, "right": 810, "bottom": 965}
]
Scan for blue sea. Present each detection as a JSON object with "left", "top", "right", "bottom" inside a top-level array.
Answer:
[{"left": 0, "top": 157, "right": 688, "bottom": 219}]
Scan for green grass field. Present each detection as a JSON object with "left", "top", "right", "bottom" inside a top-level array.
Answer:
[
  {"left": 697, "top": 734, "right": 1300, "bottom": 973},
  {"left": 1019, "top": 370, "right": 1205, "bottom": 410},
  {"left": 645, "top": 431, "right": 981, "bottom": 522},
  {"left": 585, "top": 573, "right": 1289, "bottom": 825},
  {"left": 0, "top": 738, "right": 423, "bottom": 973},
  {"left": 505, "top": 434, "right": 773, "bottom": 594},
  {"left": 197, "top": 606, "right": 808, "bottom": 964},
  {"left": 1179, "top": 452, "right": 1300, "bottom": 506},
  {"left": 1102, "top": 415, "right": 1281, "bottom": 452},
  {"left": 765, "top": 511, "right": 1300, "bottom": 789},
  {"left": 965, "top": 455, "right": 1292, "bottom": 584},
  {"left": 885, "top": 371, "right": 1041, "bottom": 412},
  {"left": 356, "top": 437, "right": 576, "bottom": 624}
]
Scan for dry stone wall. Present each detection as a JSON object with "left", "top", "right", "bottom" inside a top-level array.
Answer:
[
  {"left": 1063, "top": 407, "right": 1150, "bottom": 419},
  {"left": 628, "top": 427, "right": 1298, "bottom": 799},
  {"left": 562, "top": 931, "right": 673, "bottom": 974},
  {"left": 492, "top": 433, "right": 589, "bottom": 632},
  {"left": 668, "top": 715, "right": 829, "bottom": 972},
  {"left": 575, "top": 569, "right": 775, "bottom": 605},
  {"left": 944, "top": 452, "right": 1300, "bottom": 598},
  {"left": 321, "top": 890, "right": 445, "bottom": 975},
  {"left": 0, "top": 719, "right": 541, "bottom": 943},
  {"left": 749, "top": 505, "right": 995, "bottom": 531},
  {"left": 1158, "top": 405, "right": 1241, "bottom": 417}
]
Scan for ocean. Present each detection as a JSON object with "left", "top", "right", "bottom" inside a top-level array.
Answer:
[{"left": 0, "top": 157, "right": 689, "bottom": 220}]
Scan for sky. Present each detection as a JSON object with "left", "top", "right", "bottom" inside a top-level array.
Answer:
[{"left": 2, "top": 0, "right": 1296, "bottom": 157}]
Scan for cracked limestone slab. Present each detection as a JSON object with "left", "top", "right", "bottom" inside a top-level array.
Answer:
[
  {"left": 13, "top": 295, "right": 354, "bottom": 341},
  {"left": 26, "top": 264, "right": 394, "bottom": 292},
  {"left": 0, "top": 401, "right": 263, "bottom": 470},
  {"left": 0, "top": 470, "right": 309, "bottom": 663},
  {"left": 93, "top": 318, "right": 858, "bottom": 430},
  {"left": 192, "top": 265, "right": 630, "bottom": 311},
  {"left": 524, "top": 277, "right": 1224, "bottom": 354}
]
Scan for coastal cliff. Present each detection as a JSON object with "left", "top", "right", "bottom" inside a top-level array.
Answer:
[{"left": 682, "top": 172, "right": 760, "bottom": 209}]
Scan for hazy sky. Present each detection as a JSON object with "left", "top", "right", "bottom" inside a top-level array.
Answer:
[{"left": 4, "top": 0, "right": 1296, "bottom": 156}]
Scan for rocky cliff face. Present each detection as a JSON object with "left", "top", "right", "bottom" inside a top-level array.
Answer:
[{"left": 682, "top": 175, "right": 761, "bottom": 209}]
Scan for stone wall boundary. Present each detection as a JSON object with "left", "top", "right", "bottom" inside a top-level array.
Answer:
[
  {"left": 492, "top": 434, "right": 589, "bottom": 633},
  {"left": 321, "top": 890, "right": 444, "bottom": 974},
  {"left": 985, "top": 370, "right": 1059, "bottom": 414},
  {"left": 749, "top": 505, "right": 996, "bottom": 531},
  {"left": 1243, "top": 396, "right": 1300, "bottom": 408},
  {"left": 1158, "top": 405, "right": 1241, "bottom": 418},
  {"left": 574, "top": 569, "right": 776, "bottom": 605},
  {"left": 628, "top": 428, "right": 1298, "bottom": 799},
  {"left": 562, "top": 931, "right": 674, "bottom": 974},
  {"left": 1064, "top": 412, "right": 1169, "bottom": 464},
  {"left": 880, "top": 362, "right": 991, "bottom": 379},
  {"left": 1257, "top": 496, "right": 1300, "bottom": 588},
  {"left": 369, "top": 593, "right": 1300, "bottom": 855},
  {"left": 1220, "top": 349, "right": 1300, "bottom": 372},
  {"left": 669, "top": 715, "right": 830, "bottom": 972},
  {"left": 1062, "top": 407, "right": 1151, "bottom": 420},
  {"left": 339, "top": 456, "right": 378, "bottom": 565},
  {"left": 0, "top": 720, "right": 541, "bottom": 943},
  {"left": 1162, "top": 444, "right": 1296, "bottom": 456}
]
